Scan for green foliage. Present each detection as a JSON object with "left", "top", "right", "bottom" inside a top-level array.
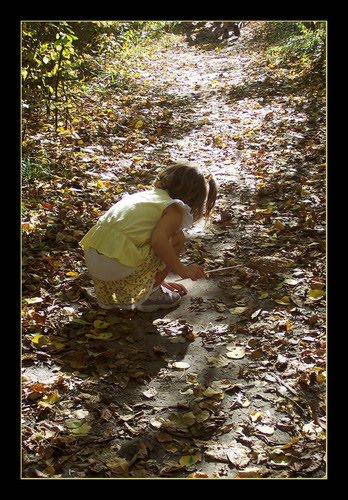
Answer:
[
  {"left": 21, "top": 21, "right": 173, "bottom": 131},
  {"left": 22, "top": 22, "right": 81, "bottom": 129},
  {"left": 21, "top": 158, "right": 53, "bottom": 183},
  {"left": 265, "top": 21, "right": 326, "bottom": 72}
]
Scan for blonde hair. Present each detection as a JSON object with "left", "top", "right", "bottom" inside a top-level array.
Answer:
[{"left": 153, "top": 163, "right": 217, "bottom": 222}]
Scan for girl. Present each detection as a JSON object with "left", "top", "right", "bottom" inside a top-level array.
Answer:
[{"left": 79, "top": 163, "right": 217, "bottom": 312}]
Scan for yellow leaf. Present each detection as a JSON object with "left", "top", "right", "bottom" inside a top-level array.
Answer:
[
  {"left": 259, "top": 291, "right": 269, "bottom": 299},
  {"left": 22, "top": 222, "right": 35, "bottom": 232},
  {"left": 195, "top": 410, "right": 210, "bottom": 423},
  {"left": 38, "top": 391, "right": 60, "bottom": 407},
  {"left": 186, "top": 373, "right": 199, "bottom": 385},
  {"left": 274, "top": 296, "right": 291, "bottom": 305},
  {"left": 31, "top": 334, "right": 49, "bottom": 346},
  {"left": 230, "top": 306, "right": 248, "bottom": 315},
  {"left": 96, "top": 180, "right": 104, "bottom": 189},
  {"left": 182, "top": 412, "right": 196, "bottom": 426},
  {"left": 179, "top": 453, "right": 201, "bottom": 466},
  {"left": 203, "top": 387, "right": 223, "bottom": 398},
  {"left": 213, "top": 135, "right": 223, "bottom": 143},
  {"left": 77, "top": 139, "right": 84, "bottom": 145},
  {"left": 93, "top": 320, "right": 110, "bottom": 330},
  {"left": 285, "top": 320, "right": 293, "bottom": 332},
  {"left": 180, "top": 388, "right": 194, "bottom": 395},
  {"left": 273, "top": 220, "right": 286, "bottom": 231},
  {"left": 250, "top": 410, "right": 263, "bottom": 422},
  {"left": 135, "top": 119, "right": 144, "bottom": 129},
  {"left": 65, "top": 418, "right": 82, "bottom": 429},
  {"left": 308, "top": 289, "right": 324, "bottom": 300},
  {"left": 66, "top": 271, "right": 79, "bottom": 277},
  {"left": 70, "top": 423, "right": 91, "bottom": 435}
]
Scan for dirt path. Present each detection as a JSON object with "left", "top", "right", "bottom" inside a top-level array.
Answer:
[{"left": 22, "top": 23, "right": 326, "bottom": 480}]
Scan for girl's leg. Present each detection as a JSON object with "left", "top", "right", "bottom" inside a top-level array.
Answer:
[{"left": 153, "top": 231, "right": 187, "bottom": 293}]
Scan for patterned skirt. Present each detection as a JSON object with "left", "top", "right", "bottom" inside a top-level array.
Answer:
[{"left": 91, "top": 252, "right": 166, "bottom": 309}]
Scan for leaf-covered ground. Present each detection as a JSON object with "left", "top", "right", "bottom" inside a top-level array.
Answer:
[{"left": 22, "top": 22, "right": 326, "bottom": 480}]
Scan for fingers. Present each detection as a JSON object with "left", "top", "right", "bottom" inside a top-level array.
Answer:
[
  {"left": 190, "top": 267, "right": 205, "bottom": 281},
  {"left": 163, "top": 282, "right": 188, "bottom": 295}
]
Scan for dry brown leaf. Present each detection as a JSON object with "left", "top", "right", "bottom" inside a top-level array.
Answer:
[{"left": 156, "top": 432, "right": 173, "bottom": 442}]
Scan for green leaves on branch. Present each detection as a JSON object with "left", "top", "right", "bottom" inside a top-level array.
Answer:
[{"left": 21, "top": 21, "right": 176, "bottom": 131}]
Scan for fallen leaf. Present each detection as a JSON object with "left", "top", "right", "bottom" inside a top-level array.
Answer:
[
  {"left": 66, "top": 271, "right": 79, "bottom": 277},
  {"left": 179, "top": 453, "right": 201, "bottom": 466},
  {"left": 226, "top": 346, "right": 245, "bottom": 359},
  {"left": 270, "top": 455, "right": 292, "bottom": 467},
  {"left": 250, "top": 410, "right": 263, "bottom": 422},
  {"left": 160, "top": 463, "right": 186, "bottom": 475},
  {"left": 230, "top": 306, "right": 249, "bottom": 315},
  {"left": 162, "top": 443, "right": 178, "bottom": 453},
  {"left": 207, "top": 354, "right": 230, "bottom": 367},
  {"left": 41, "top": 202, "right": 54, "bottom": 210},
  {"left": 195, "top": 410, "right": 210, "bottom": 422},
  {"left": 274, "top": 296, "right": 291, "bottom": 305},
  {"left": 284, "top": 278, "right": 299, "bottom": 285},
  {"left": 203, "top": 387, "right": 223, "bottom": 398},
  {"left": 106, "top": 457, "right": 129, "bottom": 476},
  {"left": 256, "top": 424, "right": 275, "bottom": 435},
  {"left": 65, "top": 418, "right": 83, "bottom": 429},
  {"left": 308, "top": 289, "right": 324, "bottom": 301},
  {"left": 70, "top": 423, "right": 91, "bottom": 435},
  {"left": 24, "top": 297, "right": 43, "bottom": 304},
  {"left": 85, "top": 332, "right": 113, "bottom": 340},
  {"left": 187, "top": 472, "right": 211, "bottom": 478},
  {"left": 150, "top": 418, "right": 163, "bottom": 429},
  {"left": 156, "top": 432, "right": 173, "bottom": 443},
  {"left": 31, "top": 333, "right": 49, "bottom": 346},
  {"left": 226, "top": 442, "right": 250, "bottom": 467},
  {"left": 93, "top": 319, "right": 110, "bottom": 329},
  {"left": 172, "top": 361, "right": 190, "bottom": 370},
  {"left": 180, "top": 387, "right": 194, "bottom": 395},
  {"left": 235, "top": 468, "right": 264, "bottom": 478},
  {"left": 37, "top": 390, "right": 60, "bottom": 408},
  {"left": 186, "top": 373, "right": 199, "bottom": 385},
  {"left": 142, "top": 387, "right": 158, "bottom": 399}
]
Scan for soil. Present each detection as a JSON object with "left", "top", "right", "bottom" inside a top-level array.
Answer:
[{"left": 21, "top": 22, "right": 326, "bottom": 480}]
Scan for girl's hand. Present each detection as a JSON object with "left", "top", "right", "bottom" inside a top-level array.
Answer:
[
  {"left": 180, "top": 264, "right": 205, "bottom": 281},
  {"left": 163, "top": 282, "right": 188, "bottom": 296}
]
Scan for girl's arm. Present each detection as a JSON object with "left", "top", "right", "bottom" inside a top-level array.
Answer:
[{"left": 151, "top": 204, "right": 204, "bottom": 281}]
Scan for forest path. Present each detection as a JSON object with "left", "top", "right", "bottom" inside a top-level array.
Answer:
[{"left": 22, "top": 22, "right": 326, "bottom": 480}]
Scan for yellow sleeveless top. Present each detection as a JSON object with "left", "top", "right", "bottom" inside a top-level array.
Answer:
[{"left": 79, "top": 188, "right": 193, "bottom": 267}]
